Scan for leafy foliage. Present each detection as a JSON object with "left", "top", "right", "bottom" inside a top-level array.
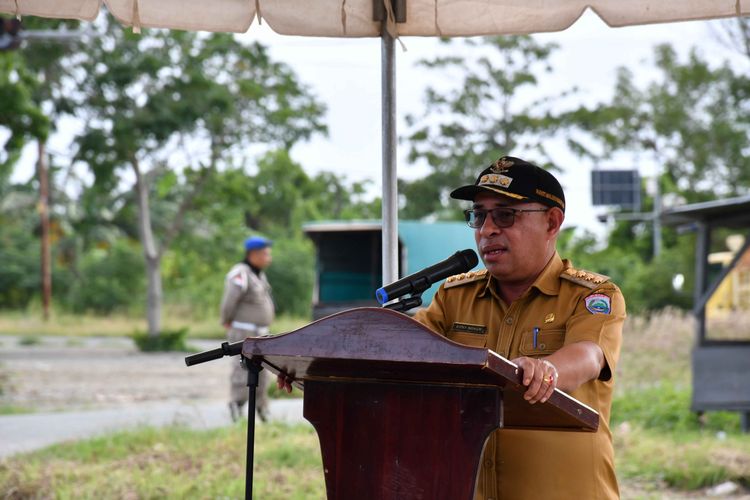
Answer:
[
  {"left": 64, "top": 240, "right": 145, "bottom": 314},
  {"left": 30, "top": 16, "right": 330, "bottom": 332},
  {"left": 612, "top": 382, "right": 740, "bottom": 433},
  {"left": 132, "top": 327, "right": 190, "bottom": 352},
  {"left": 558, "top": 228, "right": 694, "bottom": 314},
  {"left": 0, "top": 203, "right": 40, "bottom": 309},
  {"left": 0, "top": 51, "right": 48, "bottom": 179},
  {"left": 401, "top": 36, "right": 574, "bottom": 219},
  {"left": 5, "top": 23, "right": 750, "bottom": 319},
  {"left": 265, "top": 237, "right": 316, "bottom": 317},
  {"left": 567, "top": 44, "right": 750, "bottom": 202}
]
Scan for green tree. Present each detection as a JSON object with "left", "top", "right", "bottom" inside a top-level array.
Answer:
[
  {"left": 0, "top": 18, "right": 81, "bottom": 315},
  {"left": 64, "top": 16, "right": 326, "bottom": 335},
  {"left": 0, "top": 194, "right": 40, "bottom": 308},
  {"left": 163, "top": 150, "right": 380, "bottom": 318},
  {"left": 558, "top": 227, "right": 693, "bottom": 314},
  {"left": 65, "top": 240, "right": 145, "bottom": 314},
  {"left": 568, "top": 44, "right": 750, "bottom": 203},
  {"left": 0, "top": 50, "right": 48, "bottom": 178},
  {"left": 401, "top": 36, "right": 572, "bottom": 219},
  {"left": 562, "top": 41, "right": 750, "bottom": 310}
]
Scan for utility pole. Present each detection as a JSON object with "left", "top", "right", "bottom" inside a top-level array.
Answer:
[
  {"left": 37, "top": 141, "right": 51, "bottom": 321},
  {"left": 2, "top": 17, "right": 88, "bottom": 320},
  {"left": 652, "top": 174, "right": 662, "bottom": 257}
]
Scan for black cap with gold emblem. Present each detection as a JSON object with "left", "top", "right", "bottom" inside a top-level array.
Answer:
[{"left": 450, "top": 156, "right": 566, "bottom": 212}]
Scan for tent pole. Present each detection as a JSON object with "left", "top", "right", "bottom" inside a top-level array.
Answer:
[{"left": 381, "top": 22, "right": 398, "bottom": 285}]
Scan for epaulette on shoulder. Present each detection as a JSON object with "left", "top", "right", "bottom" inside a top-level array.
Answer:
[
  {"left": 444, "top": 269, "right": 489, "bottom": 289},
  {"left": 560, "top": 267, "right": 610, "bottom": 289}
]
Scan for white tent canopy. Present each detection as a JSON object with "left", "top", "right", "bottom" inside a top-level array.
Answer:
[{"left": 2, "top": 0, "right": 748, "bottom": 36}]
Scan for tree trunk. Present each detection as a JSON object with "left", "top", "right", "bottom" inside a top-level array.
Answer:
[
  {"left": 145, "top": 254, "right": 162, "bottom": 337},
  {"left": 132, "top": 158, "right": 162, "bottom": 337},
  {"left": 37, "top": 140, "right": 52, "bottom": 321}
]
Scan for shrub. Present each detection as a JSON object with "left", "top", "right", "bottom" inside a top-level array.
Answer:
[
  {"left": 265, "top": 236, "right": 315, "bottom": 318},
  {"left": 132, "top": 328, "right": 190, "bottom": 352},
  {"left": 65, "top": 241, "right": 145, "bottom": 314},
  {"left": 612, "top": 382, "right": 740, "bottom": 433}
]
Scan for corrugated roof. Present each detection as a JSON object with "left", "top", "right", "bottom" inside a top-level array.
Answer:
[{"left": 661, "top": 195, "right": 750, "bottom": 228}]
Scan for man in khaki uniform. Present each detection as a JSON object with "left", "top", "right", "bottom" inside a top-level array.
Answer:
[
  {"left": 414, "top": 156, "right": 625, "bottom": 500},
  {"left": 220, "top": 236, "right": 275, "bottom": 422}
]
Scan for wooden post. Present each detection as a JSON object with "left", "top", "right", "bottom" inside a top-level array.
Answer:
[{"left": 37, "top": 140, "right": 51, "bottom": 321}]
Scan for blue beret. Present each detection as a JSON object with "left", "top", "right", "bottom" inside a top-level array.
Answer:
[{"left": 244, "top": 236, "right": 272, "bottom": 251}]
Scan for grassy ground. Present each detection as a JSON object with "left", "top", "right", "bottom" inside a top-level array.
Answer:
[
  {"left": 0, "top": 417, "right": 747, "bottom": 498},
  {"left": 0, "top": 309, "right": 310, "bottom": 340},
  {"left": 1, "top": 308, "right": 749, "bottom": 498},
  {"left": 0, "top": 423, "right": 326, "bottom": 499}
]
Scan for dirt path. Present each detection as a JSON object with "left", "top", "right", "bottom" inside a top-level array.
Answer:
[
  {"left": 0, "top": 336, "right": 229, "bottom": 412},
  {"left": 0, "top": 335, "right": 306, "bottom": 459}
]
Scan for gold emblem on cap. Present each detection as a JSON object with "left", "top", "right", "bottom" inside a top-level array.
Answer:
[
  {"left": 544, "top": 313, "right": 555, "bottom": 323},
  {"left": 479, "top": 173, "right": 512, "bottom": 188},
  {"left": 490, "top": 158, "right": 514, "bottom": 173}
]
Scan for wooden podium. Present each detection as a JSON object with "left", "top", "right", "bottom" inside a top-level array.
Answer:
[{"left": 242, "top": 307, "right": 597, "bottom": 500}]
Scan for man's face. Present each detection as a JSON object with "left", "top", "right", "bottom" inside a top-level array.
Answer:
[
  {"left": 248, "top": 247, "right": 272, "bottom": 269},
  {"left": 472, "top": 191, "right": 559, "bottom": 285}
]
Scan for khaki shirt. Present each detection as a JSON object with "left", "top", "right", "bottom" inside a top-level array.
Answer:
[
  {"left": 414, "top": 252, "right": 625, "bottom": 500},
  {"left": 220, "top": 262, "right": 275, "bottom": 328}
]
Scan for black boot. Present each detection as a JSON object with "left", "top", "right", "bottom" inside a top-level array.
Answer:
[{"left": 228, "top": 401, "right": 245, "bottom": 422}]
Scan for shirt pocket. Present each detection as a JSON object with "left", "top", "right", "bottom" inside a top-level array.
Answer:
[
  {"left": 518, "top": 328, "right": 565, "bottom": 356},
  {"left": 446, "top": 331, "right": 487, "bottom": 348}
]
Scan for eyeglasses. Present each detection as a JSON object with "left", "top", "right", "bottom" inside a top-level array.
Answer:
[{"left": 464, "top": 207, "right": 549, "bottom": 228}]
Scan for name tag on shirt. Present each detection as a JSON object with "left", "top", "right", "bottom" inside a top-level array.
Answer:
[{"left": 451, "top": 322, "right": 487, "bottom": 335}]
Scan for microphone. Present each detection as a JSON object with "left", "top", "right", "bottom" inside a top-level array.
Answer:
[{"left": 375, "top": 249, "right": 478, "bottom": 305}]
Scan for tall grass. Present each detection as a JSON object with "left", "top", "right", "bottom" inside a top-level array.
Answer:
[
  {"left": 0, "top": 423, "right": 325, "bottom": 499},
  {"left": 616, "top": 307, "right": 693, "bottom": 394},
  {"left": 615, "top": 425, "right": 750, "bottom": 490},
  {"left": 613, "top": 308, "right": 750, "bottom": 492},
  {"left": 1, "top": 308, "right": 749, "bottom": 497},
  {"left": 0, "top": 309, "right": 309, "bottom": 339}
]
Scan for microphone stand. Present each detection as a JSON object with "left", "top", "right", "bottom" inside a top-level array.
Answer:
[
  {"left": 383, "top": 295, "right": 423, "bottom": 312},
  {"left": 381, "top": 281, "right": 427, "bottom": 312},
  {"left": 185, "top": 342, "right": 261, "bottom": 500},
  {"left": 243, "top": 358, "right": 262, "bottom": 500}
]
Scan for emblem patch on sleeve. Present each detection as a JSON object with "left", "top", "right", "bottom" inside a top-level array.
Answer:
[
  {"left": 585, "top": 293, "right": 611, "bottom": 314},
  {"left": 229, "top": 270, "right": 248, "bottom": 291}
]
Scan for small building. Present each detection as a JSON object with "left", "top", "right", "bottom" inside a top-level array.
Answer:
[
  {"left": 303, "top": 220, "right": 477, "bottom": 319},
  {"left": 662, "top": 195, "right": 750, "bottom": 432}
]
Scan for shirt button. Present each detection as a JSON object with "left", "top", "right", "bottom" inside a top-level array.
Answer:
[
  {"left": 484, "top": 458, "right": 494, "bottom": 468},
  {"left": 505, "top": 317, "right": 513, "bottom": 325}
]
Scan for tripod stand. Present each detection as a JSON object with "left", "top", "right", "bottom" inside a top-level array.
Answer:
[{"left": 185, "top": 341, "right": 261, "bottom": 500}]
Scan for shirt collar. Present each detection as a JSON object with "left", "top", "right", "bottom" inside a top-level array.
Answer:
[
  {"left": 478, "top": 251, "right": 564, "bottom": 298},
  {"left": 243, "top": 259, "right": 262, "bottom": 276}
]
